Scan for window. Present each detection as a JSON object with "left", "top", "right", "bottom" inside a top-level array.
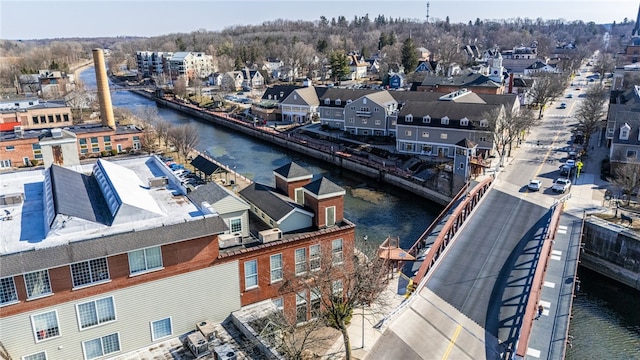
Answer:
[
  {"left": 332, "top": 279, "right": 344, "bottom": 297},
  {"left": 310, "top": 245, "right": 321, "bottom": 271},
  {"left": 335, "top": 99, "right": 341, "bottom": 105},
  {"left": 24, "top": 270, "right": 52, "bottom": 299},
  {"left": 77, "top": 296, "right": 116, "bottom": 329},
  {"left": 23, "top": 351, "right": 47, "bottom": 360},
  {"left": 48, "top": 115, "right": 54, "bottom": 123},
  {"left": 332, "top": 239, "right": 343, "bottom": 264},
  {"left": 405, "top": 130, "right": 412, "bottom": 136},
  {"left": 295, "top": 188, "right": 304, "bottom": 205},
  {"left": 295, "top": 248, "right": 307, "bottom": 275},
  {"left": 326, "top": 206, "right": 336, "bottom": 227},
  {"left": 90, "top": 137, "right": 100, "bottom": 153},
  {"left": 0, "top": 277, "right": 18, "bottom": 306},
  {"left": 479, "top": 120, "right": 488, "bottom": 127},
  {"left": 375, "top": 119, "right": 381, "bottom": 125},
  {"left": 310, "top": 288, "right": 321, "bottom": 318},
  {"left": 32, "top": 144, "right": 42, "bottom": 160},
  {"left": 296, "top": 290, "right": 307, "bottom": 324},
  {"left": 441, "top": 117, "right": 450, "bottom": 125},
  {"left": 421, "top": 145, "right": 432, "bottom": 154},
  {"left": 479, "top": 136, "right": 488, "bottom": 142},
  {"left": 627, "top": 150, "right": 638, "bottom": 159},
  {"left": 32, "top": 116, "right": 39, "bottom": 124},
  {"left": 151, "top": 317, "right": 172, "bottom": 340},
  {"left": 270, "top": 254, "right": 283, "bottom": 283},
  {"left": 82, "top": 333, "right": 120, "bottom": 359},
  {"left": 440, "top": 133, "right": 448, "bottom": 139},
  {"left": 31, "top": 311, "right": 60, "bottom": 341},
  {"left": 421, "top": 131, "right": 429, "bottom": 138},
  {"left": 324, "top": 98, "right": 330, "bottom": 105},
  {"left": 229, "top": 218, "right": 242, "bottom": 233},
  {"left": 40, "top": 116, "right": 46, "bottom": 124},
  {"left": 460, "top": 117, "right": 469, "bottom": 126},
  {"left": 63, "top": 114, "right": 69, "bottom": 122},
  {"left": 350, "top": 106, "right": 355, "bottom": 110},
  {"left": 103, "top": 136, "right": 112, "bottom": 151},
  {"left": 79, "top": 138, "right": 88, "bottom": 154},
  {"left": 128, "top": 246, "right": 163, "bottom": 275},
  {"left": 348, "top": 118, "right": 354, "bottom": 123},
  {"left": 620, "top": 125, "right": 630, "bottom": 140},
  {"left": 405, "top": 115, "right": 413, "bottom": 122},
  {"left": 70, "top": 258, "right": 109, "bottom": 288},
  {"left": 422, "top": 116, "right": 431, "bottom": 123},
  {"left": 244, "top": 260, "right": 258, "bottom": 289},
  {"left": 272, "top": 297, "right": 284, "bottom": 311},
  {"left": 5, "top": 145, "right": 14, "bottom": 151},
  {"left": 55, "top": 114, "right": 62, "bottom": 122}
]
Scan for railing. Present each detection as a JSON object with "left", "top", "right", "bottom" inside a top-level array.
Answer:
[
  {"left": 514, "top": 202, "right": 564, "bottom": 359},
  {"left": 412, "top": 176, "right": 494, "bottom": 286}
]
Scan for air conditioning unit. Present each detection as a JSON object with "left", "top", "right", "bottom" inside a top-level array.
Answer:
[
  {"left": 13, "top": 126, "right": 23, "bottom": 137},
  {"left": 258, "top": 228, "right": 282, "bottom": 243},
  {"left": 218, "top": 233, "right": 242, "bottom": 249},
  {"left": 213, "top": 343, "right": 237, "bottom": 360},
  {"left": 148, "top": 176, "right": 168, "bottom": 188},
  {"left": 185, "top": 331, "right": 210, "bottom": 358},
  {"left": 196, "top": 320, "right": 217, "bottom": 341},
  {"left": 51, "top": 128, "right": 63, "bottom": 138},
  {"left": 0, "top": 193, "right": 23, "bottom": 206}
]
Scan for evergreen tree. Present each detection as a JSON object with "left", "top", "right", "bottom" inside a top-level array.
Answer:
[
  {"left": 401, "top": 38, "right": 418, "bottom": 74},
  {"left": 329, "top": 51, "right": 350, "bottom": 82}
]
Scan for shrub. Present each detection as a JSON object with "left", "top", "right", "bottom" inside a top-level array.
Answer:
[
  {"left": 30, "top": 159, "right": 39, "bottom": 167},
  {"left": 110, "top": 149, "right": 118, "bottom": 156},
  {"left": 101, "top": 150, "right": 109, "bottom": 157}
]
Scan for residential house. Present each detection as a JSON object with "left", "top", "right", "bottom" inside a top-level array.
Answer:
[
  {"left": 348, "top": 54, "right": 369, "bottom": 80},
  {"left": 209, "top": 72, "right": 224, "bottom": 87},
  {"left": 606, "top": 85, "right": 640, "bottom": 164},
  {"left": 416, "top": 47, "right": 432, "bottom": 61},
  {"left": 414, "top": 70, "right": 504, "bottom": 94},
  {"left": 253, "top": 85, "right": 304, "bottom": 121},
  {"left": 365, "top": 58, "right": 381, "bottom": 76},
  {"left": 0, "top": 156, "right": 356, "bottom": 360},
  {"left": 462, "top": 44, "right": 481, "bottom": 63},
  {"left": 343, "top": 91, "right": 398, "bottom": 136},
  {"left": 18, "top": 71, "right": 75, "bottom": 99},
  {"left": 523, "top": 61, "right": 558, "bottom": 75},
  {"left": 280, "top": 86, "right": 320, "bottom": 124},
  {"left": 389, "top": 73, "right": 405, "bottom": 89},
  {"left": 221, "top": 71, "right": 244, "bottom": 91},
  {"left": 316, "top": 88, "right": 377, "bottom": 130},
  {"left": 506, "top": 74, "right": 534, "bottom": 106},
  {"left": 262, "top": 57, "right": 285, "bottom": 80},
  {"left": 241, "top": 68, "right": 265, "bottom": 89},
  {"left": 415, "top": 60, "right": 436, "bottom": 74},
  {"left": 500, "top": 45, "right": 545, "bottom": 74}
]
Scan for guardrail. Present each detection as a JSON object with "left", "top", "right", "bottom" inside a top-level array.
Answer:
[
  {"left": 514, "top": 202, "right": 565, "bottom": 359},
  {"left": 412, "top": 176, "right": 494, "bottom": 286}
]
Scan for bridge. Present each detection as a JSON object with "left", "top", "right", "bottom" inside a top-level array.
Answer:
[{"left": 366, "top": 77, "right": 606, "bottom": 359}]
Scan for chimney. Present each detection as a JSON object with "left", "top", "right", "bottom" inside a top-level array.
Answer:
[
  {"left": 508, "top": 73, "right": 514, "bottom": 94},
  {"left": 92, "top": 48, "right": 116, "bottom": 129},
  {"left": 273, "top": 162, "right": 312, "bottom": 201}
]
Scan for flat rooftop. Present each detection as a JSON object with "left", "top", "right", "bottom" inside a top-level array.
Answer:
[{"left": 0, "top": 156, "right": 208, "bottom": 256}]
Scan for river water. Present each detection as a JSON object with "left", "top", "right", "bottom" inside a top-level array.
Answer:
[{"left": 79, "top": 69, "right": 640, "bottom": 359}]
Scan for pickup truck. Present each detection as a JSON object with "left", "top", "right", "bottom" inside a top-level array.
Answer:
[{"left": 552, "top": 178, "right": 572, "bottom": 193}]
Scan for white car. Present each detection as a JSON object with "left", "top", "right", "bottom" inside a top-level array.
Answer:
[
  {"left": 565, "top": 159, "right": 576, "bottom": 167},
  {"left": 528, "top": 179, "right": 542, "bottom": 191},
  {"left": 552, "top": 178, "right": 572, "bottom": 193}
]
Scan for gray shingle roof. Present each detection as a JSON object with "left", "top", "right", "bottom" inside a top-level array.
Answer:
[
  {"left": 187, "top": 182, "right": 234, "bottom": 207},
  {"left": 273, "top": 162, "right": 312, "bottom": 180},
  {"left": 420, "top": 72, "right": 501, "bottom": 88},
  {"left": 238, "top": 183, "right": 302, "bottom": 220},
  {"left": 397, "top": 100, "right": 498, "bottom": 125},
  {"left": 303, "top": 177, "right": 345, "bottom": 197}
]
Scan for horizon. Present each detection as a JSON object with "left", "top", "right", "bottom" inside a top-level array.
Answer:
[{"left": 1, "top": 0, "right": 639, "bottom": 41}]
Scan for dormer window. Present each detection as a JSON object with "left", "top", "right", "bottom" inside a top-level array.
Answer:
[
  {"left": 363, "top": 98, "right": 367, "bottom": 105},
  {"left": 423, "top": 116, "right": 431, "bottom": 123},
  {"left": 324, "top": 98, "right": 330, "bottom": 105},
  {"left": 346, "top": 99, "right": 352, "bottom": 104},
  {"left": 441, "top": 116, "right": 450, "bottom": 125},
  {"left": 620, "top": 123, "right": 631, "bottom": 140},
  {"left": 336, "top": 99, "right": 341, "bottom": 105},
  {"left": 406, "top": 114, "right": 413, "bottom": 122},
  {"left": 460, "top": 117, "right": 469, "bottom": 126},
  {"left": 479, "top": 119, "right": 488, "bottom": 128}
]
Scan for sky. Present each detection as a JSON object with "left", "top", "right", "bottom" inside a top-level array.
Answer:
[{"left": 1, "top": 0, "right": 639, "bottom": 40}]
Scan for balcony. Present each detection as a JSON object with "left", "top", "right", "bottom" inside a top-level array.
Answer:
[{"left": 356, "top": 110, "right": 371, "bottom": 117}]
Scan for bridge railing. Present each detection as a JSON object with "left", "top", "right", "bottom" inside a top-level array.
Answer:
[
  {"left": 412, "top": 176, "right": 494, "bottom": 286},
  {"left": 514, "top": 202, "right": 564, "bottom": 359}
]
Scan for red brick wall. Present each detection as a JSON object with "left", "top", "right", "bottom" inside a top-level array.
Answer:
[
  {"left": 304, "top": 194, "right": 344, "bottom": 228},
  {"left": 274, "top": 177, "right": 311, "bottom": 199},
  {"left": 1, "top": 235, "right": 218, "bottom": 317}
]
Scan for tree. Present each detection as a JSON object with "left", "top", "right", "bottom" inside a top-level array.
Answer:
[
  {"left": 278, "top": 240, "right": 389, "bottom": 360},
  {"left": 592, "top": 52, "right": 615, "bottom": 83},
  {"left": 483, "top": 106, "right": 537, "bottom": 167},
  {"left": 609, "top": 159, "right": 640, "bottom": 205},
  {"left": 527, "top": 73, "right": 566, "bottom": 119},
  {"left": 400, "top": 38, "right": 418, "bottom": 74},
  {"left": 574, "top": 84, "right": 608, "bottom": 153},
  {"left": 168, "top": 124, "right": 199, "bottom": 160},
  {"left": 329, "top": 51, "right": 350, "bottom": 82},
  {"left": 173, "top": 76, "right": 188, "bottom": 98},
  {"left": 154, "top": 120, "right": 173, "bottom": 151}
]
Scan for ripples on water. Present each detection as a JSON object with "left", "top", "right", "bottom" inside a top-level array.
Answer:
[{"left": 566, "top": 268, "right": 640, "bottom": 360}]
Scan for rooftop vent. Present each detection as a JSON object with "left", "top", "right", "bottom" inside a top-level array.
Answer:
[{"left": 148, "top": 176, "right": 168, "bottom": 188}]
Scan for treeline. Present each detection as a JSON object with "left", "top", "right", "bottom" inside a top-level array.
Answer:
[{"left": 0, "top": 13, "right": 635, "bottom": 92}]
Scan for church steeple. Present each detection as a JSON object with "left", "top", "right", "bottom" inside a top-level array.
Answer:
[{"left": 632, "top": 3, "right": 640, "bottom": 37}]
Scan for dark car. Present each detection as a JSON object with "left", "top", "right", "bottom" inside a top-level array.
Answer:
[{"left": 560, "top": 165, "right": 574, "bottom": 177}]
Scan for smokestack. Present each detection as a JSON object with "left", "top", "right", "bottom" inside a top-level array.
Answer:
[
  {"left": 508, "top": 73, "right": 514, "bottom": 94},
  {"left": 92, "top": 48, "right": 116, "bottom": 129}
]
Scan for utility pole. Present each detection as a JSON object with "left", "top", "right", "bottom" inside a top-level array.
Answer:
[{"left": 426, "top": 2, "right": 430, "bottom": 23}]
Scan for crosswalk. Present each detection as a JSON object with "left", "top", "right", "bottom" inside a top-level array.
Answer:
[{"left": 519, "top": 143, "right": 576, "bottom": 151}]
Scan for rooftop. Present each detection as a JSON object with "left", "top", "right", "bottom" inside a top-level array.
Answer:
[{"left": 0, "top": 156, "right": 217, "bottom": 258}]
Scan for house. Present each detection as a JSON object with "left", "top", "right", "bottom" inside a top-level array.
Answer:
[
  {"left": 316, "top": 88, "right": 378, "bottom": 130},
  {"left": 221, "top": 71, "right": 244, "bottom": 91},
  {"left": 416, "top": 47, "right": 432, "bottom": 60},
  {"left": 414, "top": 60, "right": 435, "bottom": 74},
  {"left": 414, "top": 71, "right": 504, "bottom": 94},
  {"left": 252, "top": 84, "right": 304, "bottom": 122},
  {"left": 241, "top": 68, "right": 265, "bottom": 89},
  {"left": 280, "top": 85, "right": 320, "bottom": 124},
  {"left": 606, "top": 85, "right": 640, "bottom": 164},
  {"left": 343, "top": 91, "right": 398, "bottom": 137},
  {"left": 262, "top": 57, "right": 285, "bottom": 79},
  {"left": 389, "top": 73, "right": 405, "bottom": 89},
  {"left": 523, "top": 61, "right": 558, "bottom": 75},
  {"left": 0, "top": 156, "right": 356, "bottom": 360},
  {"left": 348, "top": 54, "right": 369, "bottom": 80}
]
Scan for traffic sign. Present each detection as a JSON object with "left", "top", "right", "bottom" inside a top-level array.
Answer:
[{"left": 576, "top": 161, "right": 583, "bottom": 169}]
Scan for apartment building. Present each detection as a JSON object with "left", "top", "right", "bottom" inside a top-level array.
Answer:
[
  {"left": 0, "top": 156, "right": 355, "bottom": 360},
  {"left": 0, "top": 98, "right": 73, "bottom": 132}
]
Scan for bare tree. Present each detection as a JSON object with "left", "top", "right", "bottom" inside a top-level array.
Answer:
[
  {"left": 574, "top": 84, "right": 608, "bottom": 154},
  {"left": 592, "top": 52, "right": 615, "bottom": 83},
  {"left": 278, "top": 240, "right": 389, "bottom": 360},
  {"left": 168, "top": 124, "right": 199, "bottom": 160},
  {"left": 528, "top": 73, "right": 567, "bottom": 119},
  {"left": 610, "top": 158, "right": 640, "bottom": 205},
  {"left": 173, "top": 76, "right": 188, "bottom": 99},
  {"left": 154, "top": 120, "right": 173, "bottom": 151}
]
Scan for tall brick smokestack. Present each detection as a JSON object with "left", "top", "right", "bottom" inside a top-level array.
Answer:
[{"left": 92, "top": 48, "right": 115, "bottom": 129}]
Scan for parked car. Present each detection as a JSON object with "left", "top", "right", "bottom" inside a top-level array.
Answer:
[
  {"left": 559, "top": 102, "right": 567, "bottom": 109},
  {"left": 528, "top": 179, "right": 542, "bottom": 191},
  {"left": 566, "top": 93, "right": 573, "bottom": 98},
  {"left": 552, "top": 178, "right": 572, "bottom": 193},
  {"left": 568, "top": 151, "right": 577, "bottom": 160},
  {"left": 565, "top": 159, "right": 576, "bottom": 167},
  {"left": 560, "top": 165, "right": 574, "bottom": 177}
]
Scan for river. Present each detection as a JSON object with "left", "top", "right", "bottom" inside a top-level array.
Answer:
[{"left": 79, "top": 69, "right": 640, "bottom": 359}]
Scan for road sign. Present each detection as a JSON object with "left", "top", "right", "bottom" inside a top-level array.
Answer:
[{"left": 576, "top": 161, "right": 583, "bottom": 169}]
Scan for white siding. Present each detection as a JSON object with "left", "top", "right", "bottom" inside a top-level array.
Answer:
[{"left": 1, "top": 261, "right": 240, "bottom": 360}]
